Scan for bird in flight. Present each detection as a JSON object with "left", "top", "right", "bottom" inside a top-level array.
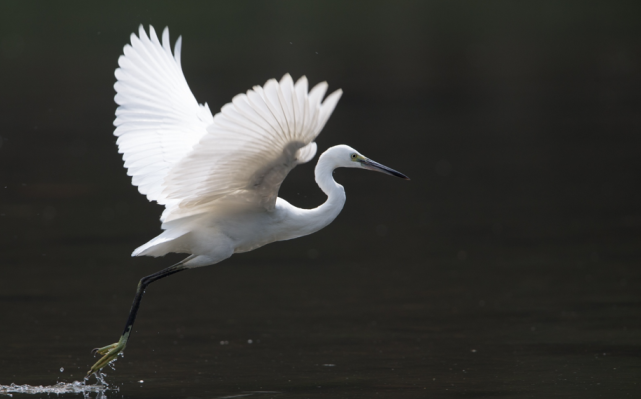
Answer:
[{"left": 88, "top": 25, "right": 408, "bottom": 375}]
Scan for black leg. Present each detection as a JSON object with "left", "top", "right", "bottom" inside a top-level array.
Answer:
[
  {"left": 88, "top": 258, "right": 189, "bottom": 375},
  {"left": 120, "top": 261, "right": 187, "bottom": 338}
]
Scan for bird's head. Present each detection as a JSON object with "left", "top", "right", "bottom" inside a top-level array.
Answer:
[{"left": 324, "top": 145, "right": 409, "bottom": 180}]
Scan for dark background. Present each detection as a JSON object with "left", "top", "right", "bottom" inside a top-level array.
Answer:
[{"left": 1, "top": 1, "right": 640, "bottom": 398}]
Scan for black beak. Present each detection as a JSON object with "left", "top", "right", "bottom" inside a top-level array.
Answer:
[{"left": 362, "top": 159, "right": 410, "bottom": 180}]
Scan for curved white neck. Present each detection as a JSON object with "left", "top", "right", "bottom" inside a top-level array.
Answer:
[
  {"left": 297, "top": 151, "right": 346, "bottom": 234},
  {"left": 315, "top": 151, "right": 346, "bottom": 202},
  {"left": 275, "top": 149, "right": 347, "bottom": 243}
]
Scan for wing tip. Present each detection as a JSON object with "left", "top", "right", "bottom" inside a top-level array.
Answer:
[
  {"left": 174, "top": 35, "right": 183, "bottom": 66},
  {"left": 280, "top": 73, "right": 293, "bottom": 84},
  {"left": 325, "top": 88, "right": 343, "bottom": 102}
]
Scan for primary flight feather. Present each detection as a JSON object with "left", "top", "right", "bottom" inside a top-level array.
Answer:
[{"left": 89, "top": 25, "right": 408, "bottom": 375}]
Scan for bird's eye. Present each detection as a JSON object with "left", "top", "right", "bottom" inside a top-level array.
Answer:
[{"left": 351, "top": 153, "right": 357, "bottom": 160}]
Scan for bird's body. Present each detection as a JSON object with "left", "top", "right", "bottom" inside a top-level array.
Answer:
[
  {"left": 133, "top": 148, "right": 347, "bottom": 267},
  {"left": 88, "top": 25, "right": 407, "bottom": 375}
]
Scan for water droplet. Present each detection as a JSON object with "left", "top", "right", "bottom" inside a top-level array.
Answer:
[
  {"left": 138, "top": 380, "right": 144, "bottom": 383},
  {"left": 60, "top": 367, "right": 64, "bottom": 372}
]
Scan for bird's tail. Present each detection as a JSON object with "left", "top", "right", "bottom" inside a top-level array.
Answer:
[
  {"left": 132, "top": 218, "right": 195, "bottom": 257},
  {"left": 132, "top": 232, "right": 188, "bottom": 257}
]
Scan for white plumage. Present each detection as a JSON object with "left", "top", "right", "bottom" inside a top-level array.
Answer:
[
  {"left": 115, "top": 26, "right": 347, "bottom": 267},
  {"left": 88, "top": 25, "right": 408, "bottom": 375},
  {"left": 116, "top": 26, "right": 340, "bottom": 219}
]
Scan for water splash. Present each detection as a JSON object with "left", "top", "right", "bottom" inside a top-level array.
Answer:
[
  {"left": 0, "top": 373, "right": 116, "bottom": 398},
  {"left": 91, "top": 371, "right": 110, "bottom": 387}
]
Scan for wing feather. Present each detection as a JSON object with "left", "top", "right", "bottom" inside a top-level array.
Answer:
[
  {"left": 114, "top": 26, "right": 342, "bottom": 224},
  {"left": 114, "top": 25, "right": 210, "bottom": 205},
  {"left": 162, "top": 74, "right": 342, "bottom": 222}
]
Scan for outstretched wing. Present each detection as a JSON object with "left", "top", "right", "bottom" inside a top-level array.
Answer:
[
  {"left": 114, "top": 26, "right": 342, "bottom": 223},
  {"left": 161, "top": 74, "right": 342, "bottom": 222},
  {"left": 114, "top": 25, "right": 213, "bottom": 206}
]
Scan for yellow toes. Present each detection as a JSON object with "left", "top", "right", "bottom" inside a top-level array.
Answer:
[
  {"left": 91, "top": 342, "right": 118, "bottom": 356},
  {"left": 87, "top": 341, "right": 126, "bottom": 375}
]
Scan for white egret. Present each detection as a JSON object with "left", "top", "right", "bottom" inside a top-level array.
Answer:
[{"left": 88, "top": 26, "right": 408, "bottom": 375}]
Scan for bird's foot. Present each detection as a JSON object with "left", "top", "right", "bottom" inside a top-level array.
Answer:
[{"left": 87, "top": 334, "right": 128, "bottom": 375}]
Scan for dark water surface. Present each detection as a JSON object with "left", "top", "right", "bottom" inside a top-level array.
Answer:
[
  {"left": 2, "top": 243, "right": 641, "bottom": 398},
  {"left": 1, "top": 1, "right": 641, "bottom": 398}
]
